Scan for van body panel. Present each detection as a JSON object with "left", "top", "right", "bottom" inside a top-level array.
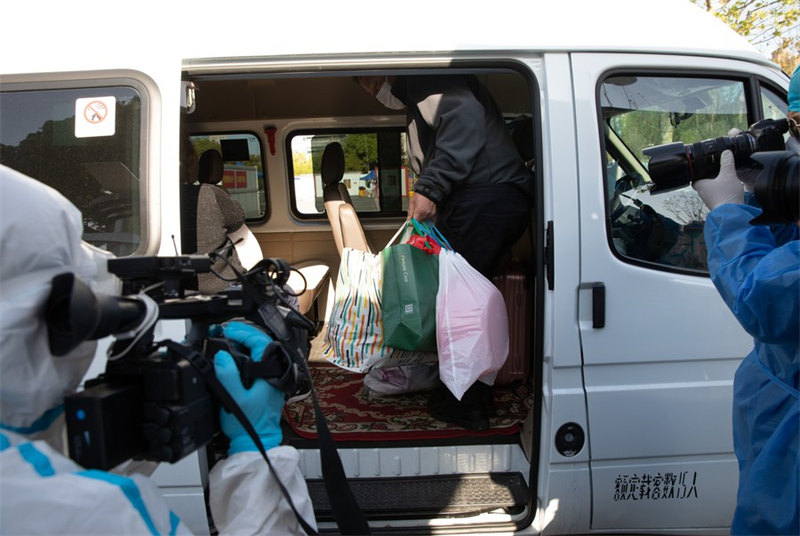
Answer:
[
  {"left": 570, "top": 52, "right": 788, "bottom": 530},
  {"left": 1, "top": 1, "right": 772, "bottom": 72},
  {"left": 1, "top": 2, "right": 791, "bottom": 534}
]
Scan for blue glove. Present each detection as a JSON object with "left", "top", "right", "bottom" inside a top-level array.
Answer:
[{"left": 213, "top": 321, "right": 284, "bottom": 454}]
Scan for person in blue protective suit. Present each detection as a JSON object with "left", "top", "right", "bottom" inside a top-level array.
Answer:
[
  {"left": 0, "top": 165, "right": 316, "bottom": 535},
  {"left": 789, "top": 65, "right": 800, "bottom": 128},
  {"left": 692, "top": 93, "right": 800, "bottom": 534}
]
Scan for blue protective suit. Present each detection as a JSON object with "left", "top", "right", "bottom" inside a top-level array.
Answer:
[{"left": 704, "top": 201, "right": 799, "bottom": 535}]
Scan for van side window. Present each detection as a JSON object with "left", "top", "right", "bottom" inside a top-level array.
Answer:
[
  {"left": 761, "top": 85, "right": 789, "bottom": 121},
  {"left": 0, "top": 85, "right": 144, "bottom": 256},
  {"left": 600, "top": 75, "right": 749, "bottom": 272},
  {"left": 288, "top": 129, "right": 414, "bottom": 218},
  {"left": 188, "top": 133, "right": 268, "bottom": 221}
]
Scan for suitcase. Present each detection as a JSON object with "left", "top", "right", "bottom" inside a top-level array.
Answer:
[{"left": 492, "top": 263, "right": 533, "bottom": 385}]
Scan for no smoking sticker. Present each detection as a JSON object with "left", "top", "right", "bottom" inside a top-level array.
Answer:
[{"left": 75, "top": 96, "right": 116, "bottom": 138}]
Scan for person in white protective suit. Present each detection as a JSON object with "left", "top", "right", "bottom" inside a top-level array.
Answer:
[
  {"left": 0, "top": 165, "right": 317, "bottom": 535},
  {"left": 692, "top": 102, "right": 799, "bottom": 535}
]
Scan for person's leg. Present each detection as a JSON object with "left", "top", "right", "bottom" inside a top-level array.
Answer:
[
  {"left": 429, "top": 184, "right": 531, "bottom": 430},
  {"left": 429, "top": 378, "right": 494, "bottom": 431},
  {"left": 436, "top": 184, "right": 530, "bottom": 278}
]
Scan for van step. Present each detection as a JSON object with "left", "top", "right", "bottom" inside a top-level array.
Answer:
[{"left": 306, "top": 472, "right": 528, "bottom": 519}]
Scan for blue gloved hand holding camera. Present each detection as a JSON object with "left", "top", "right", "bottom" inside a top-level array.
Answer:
[{"left": 212, "top": 321, "right": 284, "bottom": 454}]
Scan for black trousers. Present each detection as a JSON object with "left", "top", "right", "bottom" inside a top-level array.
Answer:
[
  {"left": 435, "top": 183, "right": 531, "bottom": 278},
  {"left": 432, "top": 183, "right": 531, "bottom": 408}
]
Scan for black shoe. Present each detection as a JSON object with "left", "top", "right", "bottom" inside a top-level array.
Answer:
[
  {"left": 429, "top": 385, "right": 490, "bottom": 431},
  {"left": 466, "top": 381, "right": 495, "bottom": 416}
]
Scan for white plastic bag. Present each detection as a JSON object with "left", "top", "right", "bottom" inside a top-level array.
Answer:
[
  {"left": 228, "top": 225, "right": 262, "bottom": 270},
  {"left": 436, "top": 250, "right": 509, "bottom": 400}
]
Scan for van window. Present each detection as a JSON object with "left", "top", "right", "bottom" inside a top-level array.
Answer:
[
  {"left": 600, "top": 75, "right": 749, "bottom": 272},
  {"left": 0, "top": 85, "right": 144, "bottom": 256},
  {"left": 288, "top": 129, "right": 414, "bottom": 218},
  {"left": 761, "top": 85, "right": 788, "bottom": 121},
  {"left": 189, "top": 133, "right": 267, "bottom": 221}
]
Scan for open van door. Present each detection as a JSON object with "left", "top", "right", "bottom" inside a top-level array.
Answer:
[{"left": 571, "top": 54, "right": 758, "bottom": 531}]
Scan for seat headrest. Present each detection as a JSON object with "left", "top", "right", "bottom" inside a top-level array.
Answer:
[
  {"left": 198, "top": 149, "right": 224, "bottom": 185},
  {"left": 321, "top": 142, "right": 344, "bottom": 186}
]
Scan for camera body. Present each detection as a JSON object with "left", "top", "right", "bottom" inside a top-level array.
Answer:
[
  {"left": 66, "top": 344, "right": 218, "bottom": 470},
  {"left": 54, "top": 255, "right": 312, "bottom": 470},
  {"left": 643, "top": 118, "right": 789, "bottom": 192}
]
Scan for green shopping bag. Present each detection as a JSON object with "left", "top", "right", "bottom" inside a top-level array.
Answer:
[{"left": 381, "top": 221, "right": 442, "bottom": 352}]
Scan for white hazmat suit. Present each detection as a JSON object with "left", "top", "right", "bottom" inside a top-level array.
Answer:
[{"left": 0, "top": 165, "right": 316, "bottom": 535}]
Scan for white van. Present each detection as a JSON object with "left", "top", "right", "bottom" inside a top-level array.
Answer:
[{"left": 0, "top": 1, "right": 792, "bottom": 533}]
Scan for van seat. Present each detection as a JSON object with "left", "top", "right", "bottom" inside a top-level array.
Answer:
[
  {"left": 338, "top": 204, "right": 370, "bottom": 251},
  {"left": 288, "top": 260, "right": 330, "bottom": 318},
  {"left": 322, "top": 142, "right": 370, "bottom": 256}
]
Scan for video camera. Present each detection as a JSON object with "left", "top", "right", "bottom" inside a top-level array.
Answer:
[
  {"left": 46, "top": 255, "right": 313, "bottom": 470},
  {"left": 643, "top": 118, "right": 799, "bottom": 223}
]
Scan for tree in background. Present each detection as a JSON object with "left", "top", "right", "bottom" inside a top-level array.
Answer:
[{"left": 691, "top": 0, "right": 799, "bottom": 74}]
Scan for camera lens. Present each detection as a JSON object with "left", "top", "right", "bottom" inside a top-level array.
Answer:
[
  {"left": 751, "top": 151, "right": 799, "bottom": 225},
  {"left": 644, "top": 119, "right": 789, "bottom": 194},
  {"left": 46, "top": 273, "right": 146, "bottom": 356},
  {"left": 643, "top": 142, "right": 693, "bottom": 193},
  {"left": 686, "top": 134, "right": 755, "bottom": 182}
]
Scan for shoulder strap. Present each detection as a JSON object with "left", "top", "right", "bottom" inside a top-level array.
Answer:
[
  {"left": 165, "top": 341, "right": 320, "bottom": 535},
  {"left": 166, "top": 340, "right": 370, "bottom": 535}
]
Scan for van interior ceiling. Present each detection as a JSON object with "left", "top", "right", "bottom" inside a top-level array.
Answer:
[{"left": 181, "top": 67, "right": 540, "bottom": 525}]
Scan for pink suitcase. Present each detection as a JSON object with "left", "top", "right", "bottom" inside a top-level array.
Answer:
[{"left": 492, "top": 263, "right": 533, "bottom": 386}]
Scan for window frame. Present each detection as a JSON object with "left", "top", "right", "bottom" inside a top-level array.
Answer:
[
  {"left": 285, "top": 126, "right": 411, "bottom": 221},
  {"left": 0, "top": 72, "right": 155, "bottom": 256},
  {"left": 595, "top": 68, "right": 787, "bottom": 276},
  {"left": 187, "top": 130, "right": 270, "bottom": 223}
]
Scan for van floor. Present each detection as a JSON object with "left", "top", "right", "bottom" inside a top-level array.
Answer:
[
  {"left": 283, "top": 332, "right": 533, "bottom": 520},
  {"left": 282, "top": 332, "right": 532, "bottom": 448}
]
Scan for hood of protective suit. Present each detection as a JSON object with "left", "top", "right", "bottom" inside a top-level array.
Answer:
[{"left": 0, "top": 165, "right": 117, "bottom": 436}]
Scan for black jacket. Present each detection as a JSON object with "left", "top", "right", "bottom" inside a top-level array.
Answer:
[{"left": 391, "top": 75, "right": 531, "bottom": 205}]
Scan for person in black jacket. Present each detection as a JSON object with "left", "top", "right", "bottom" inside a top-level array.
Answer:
[{"left": 359, "top": 74, "right": 533, "bottom": 430}]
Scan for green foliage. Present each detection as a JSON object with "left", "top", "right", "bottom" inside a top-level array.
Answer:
[
  {"left": 342, "top": 134, "right": 378, "bottom": 173},
  {"left": 293, "top": 151, "right": 312, "bottom": 175},
  {"left": 606, "top": 78, "right": 749, "bottom": 164},
  {"left": 192, "top": 138, "right": 220, "bottom": 158},
  {"left": 691, "top": 0, "right": 799, "bottom": 73}
]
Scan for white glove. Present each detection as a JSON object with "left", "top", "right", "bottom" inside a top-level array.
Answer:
[
  {"left": 725, "top": 128, "right": 762, "bottom": 192},
  {"left": 692, "top": 150, "right": 744, "bottom": 210}
]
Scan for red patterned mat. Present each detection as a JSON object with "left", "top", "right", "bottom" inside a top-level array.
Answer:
[{"left": 283, "top": 364, "right": 531, "bottom": 441}]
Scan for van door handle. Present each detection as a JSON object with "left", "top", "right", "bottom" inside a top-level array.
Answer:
[{"left": 592, "top": 282, "right": 605, "bottom": 329}]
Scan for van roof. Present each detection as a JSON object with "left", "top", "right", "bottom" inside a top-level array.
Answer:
[{"left": 0, "top": 0, "right": 771, "bottom": 75}]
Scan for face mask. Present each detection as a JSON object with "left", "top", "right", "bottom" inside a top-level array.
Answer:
[{"left": 376, "top": 80, "right": 405, "bottom": 110}]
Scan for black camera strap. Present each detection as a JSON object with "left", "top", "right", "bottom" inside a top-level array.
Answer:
[
  {"left": 251, "top": 302, "right": 371, "bottom": 535},
  {"left": 163, "top": 341, "right": 320, "bottom": 536},
  {"left": 298, "top": 356, "right": 371, "bottom": 535}
]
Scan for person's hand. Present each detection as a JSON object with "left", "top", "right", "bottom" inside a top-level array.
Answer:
[
  {"left": 692, "top": 150, "right": 744, "bottom": 210},
  {"left": 408, "top": 192, "right": 437, "bottom": 222},
  {"left": 213, "top": 321, "right": 284, "bottom": 454},
  {"left": 725, "top": 128, "right": 760, "bottom": 191}
]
